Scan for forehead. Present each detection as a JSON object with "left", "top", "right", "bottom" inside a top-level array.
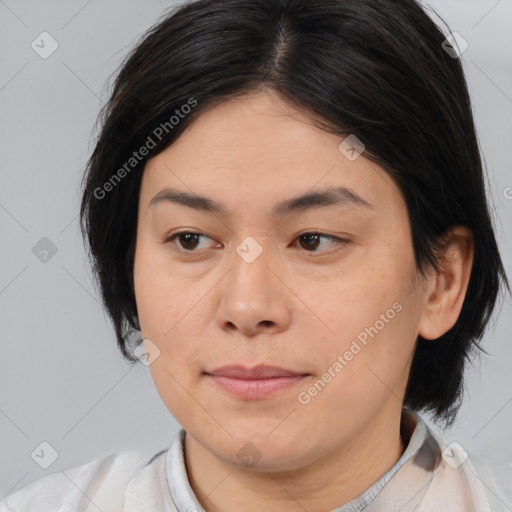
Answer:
[{"left": 141, "top": 91, "right": 402, "bottom": 216}]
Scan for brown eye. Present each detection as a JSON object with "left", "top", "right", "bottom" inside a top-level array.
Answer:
[
  {"left": 296, "top": 232, "right": 347, "bottom": 252},
  {"left": 177, "top": 233, "right": 202, "bottom": 250},
  {"left": 166, "top": 231, "right": 347, "bottom": 254},
  {"left": 167, "top": 232, "right": 217, "bottom": 252}
]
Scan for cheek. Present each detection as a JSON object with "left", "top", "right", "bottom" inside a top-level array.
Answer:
[
  {"left": 134, "top": 238, "right": 185, "bottom": 337},
  {"left": 297, "top": 307, "right": 417, "bottom": 431},
  {"left": 134, "top": 243, "right": 209, "bottom": 375},
  {"left": 305, "top": 261, "right": 420, "bottom": 395},
  {"left": 137, "top": 281, "right": 208, "bottom": 427}
]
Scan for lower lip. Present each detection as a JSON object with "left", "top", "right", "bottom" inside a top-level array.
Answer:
[{"left": 207, "top": 375, "right": 308, "bottom": 399}]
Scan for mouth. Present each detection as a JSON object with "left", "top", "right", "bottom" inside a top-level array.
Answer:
[{"left": 204, "top": 365, "right": 310, "bottom": 399}]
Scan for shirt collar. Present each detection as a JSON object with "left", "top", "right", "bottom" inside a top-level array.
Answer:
[{"left": 164, "top": 409, "right": 490, "bottom": 511}]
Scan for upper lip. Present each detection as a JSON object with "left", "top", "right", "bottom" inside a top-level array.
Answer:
[{"left": 206, "top": 365, "right": 308, "bottom": 380}]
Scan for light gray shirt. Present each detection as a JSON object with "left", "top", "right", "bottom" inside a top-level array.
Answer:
[{"left": 1, "top": 410, "right": 511, "bottom": 511}]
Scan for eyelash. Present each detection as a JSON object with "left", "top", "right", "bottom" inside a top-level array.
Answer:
[{"left": 164, "top": 231, "right": 349, "bottom": 255}]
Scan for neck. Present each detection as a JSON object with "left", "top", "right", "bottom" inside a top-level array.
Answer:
[{"left": 184, "top": 408, "right": 408, "bottom": 512}]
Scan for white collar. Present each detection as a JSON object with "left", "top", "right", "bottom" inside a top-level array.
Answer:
[{"left": 163, "top": 409, "right": 492, "bottom": 511}]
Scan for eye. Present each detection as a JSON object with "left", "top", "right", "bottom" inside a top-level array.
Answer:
[
  {"left": 165, "top": 231, "right": 348, "bottom": 254},
  {"left": 166, "top": 231, "right": 220, "bottom": 252},
  {"left": 295, "top": 232, "right": 348, "bottom": 252}
]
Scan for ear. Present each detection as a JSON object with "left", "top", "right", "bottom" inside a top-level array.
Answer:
[{"left": 418, "top": 226, "right": 474, "bottom": 340}]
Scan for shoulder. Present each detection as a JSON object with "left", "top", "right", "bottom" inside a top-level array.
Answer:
[
  {"left": 468, "top": 453, "right": 512, "bottom": 511},
  {"left": 0, "top": 448, "right": 167, "bottom": 512}
]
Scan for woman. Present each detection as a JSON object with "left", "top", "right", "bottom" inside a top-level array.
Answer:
[{"left": 2, "top": 0, "right": 510, "bottom": 510}]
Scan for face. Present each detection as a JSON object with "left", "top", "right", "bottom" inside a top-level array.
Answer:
[{"left": 133, "top": 90, "right": 428, "bottom": 472}]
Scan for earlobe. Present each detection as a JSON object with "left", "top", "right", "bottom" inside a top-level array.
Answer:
[{"left": 418, "top": 226, "right": 474, "bottom": 341}]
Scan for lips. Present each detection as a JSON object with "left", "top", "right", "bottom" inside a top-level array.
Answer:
[
  {"left": 205, "top": 365, "right": 310, "bottom": 399},
  {"left": 206, "top": 365, "right": 308, "bottom": 379}
]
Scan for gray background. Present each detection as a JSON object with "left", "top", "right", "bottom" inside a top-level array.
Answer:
[{"left": 1, "top": 0, "right": 511, "bottom": 497}]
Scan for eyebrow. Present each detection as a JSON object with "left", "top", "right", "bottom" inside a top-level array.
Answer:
[{"left": 148, "top": 185, "right": 374, "bottom": 216}]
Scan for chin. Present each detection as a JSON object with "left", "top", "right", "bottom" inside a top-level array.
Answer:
[{"left": 212, "top": 426, "right": 310, "bottom": 471}]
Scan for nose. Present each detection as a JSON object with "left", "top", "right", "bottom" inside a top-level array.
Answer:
[{"left": 215, "top": 244, "right": 292, "bottom": 337}]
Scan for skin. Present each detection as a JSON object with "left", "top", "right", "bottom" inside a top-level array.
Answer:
[{"left": 133, "top": 89, "right": 474, "bottom": 512}]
